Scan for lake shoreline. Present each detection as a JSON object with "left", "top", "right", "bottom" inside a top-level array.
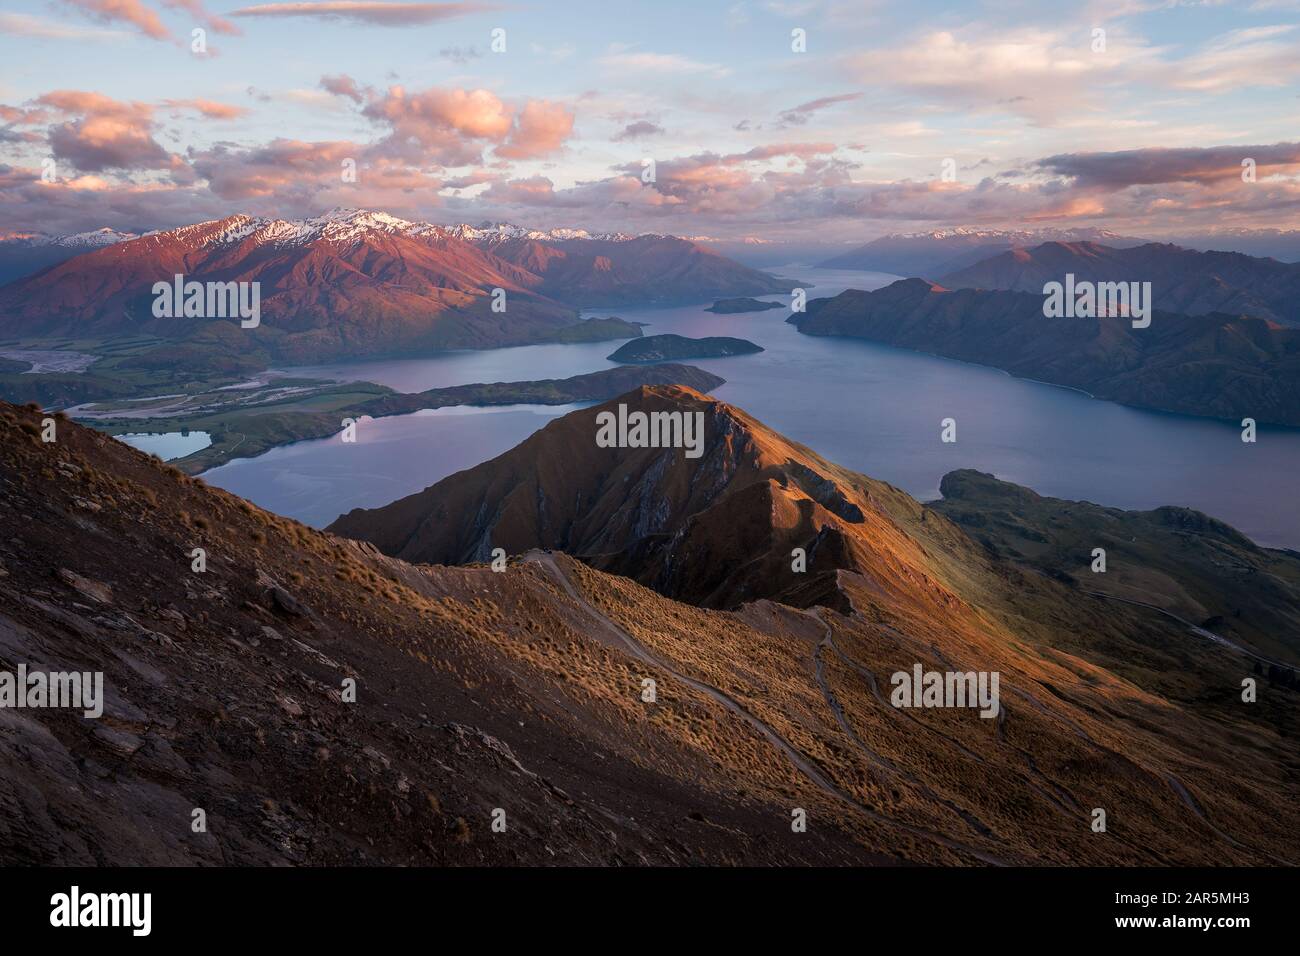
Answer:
[{"left": 188, "top": 266, "right": 1300, "bottom": 549}]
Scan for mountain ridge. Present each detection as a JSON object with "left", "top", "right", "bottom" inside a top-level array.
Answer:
[
  {"left": 938, "top": 240, "right": 1300, "bottom": 326},
  {"left": 818, "top": 227, "right": 1151, "bottom": 276},
  {"left": 0, "top": 208, "right": 795, "bottom": 366}
]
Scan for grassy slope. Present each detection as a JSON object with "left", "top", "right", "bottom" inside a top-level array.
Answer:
[
  {"left": 2, "top": 401, "right": 1297, "bottom": 864},
  {"left": 931, "top": 469, "right": 1300, "bottom": 667}
]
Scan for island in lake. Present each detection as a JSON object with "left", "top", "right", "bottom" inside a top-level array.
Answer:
[
  {"left": 607, "top": 333, "right": 764, "bottom": 363},
  {"left": 704, "top": 297, "right": 785, "bottom": 314}
]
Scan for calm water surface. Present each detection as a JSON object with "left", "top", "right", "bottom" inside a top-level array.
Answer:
[
  {"left": 118, "top": 430, "right": 212, "bottom": 460},
  {"left": 203, "top": 267, "right": 1300, "bottom": 548}
]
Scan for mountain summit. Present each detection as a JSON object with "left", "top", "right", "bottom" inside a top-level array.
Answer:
[{"left": 331, "top": 385, "right": 977, "bottom": 611}]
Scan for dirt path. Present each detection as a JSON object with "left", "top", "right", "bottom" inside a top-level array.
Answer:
[
  {"left": 822, "top": 609, "right": 1086, "bottom": 819},
  {"left": 1080, "top": 588, "right": 1299, "bottom": 675},
  {"left": 807, "top": 612, "right": 996, "bottom": 840},
  {"left": 820, "top": 604, "right": 1289, "bottom": 861},
  {"left": 521, "top": 552, "right": 1010, "bottom": 865}
]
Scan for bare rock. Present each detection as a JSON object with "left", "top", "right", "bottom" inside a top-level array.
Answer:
[{"left": 55, "top": 568, "right": 113, "bottom": 604}]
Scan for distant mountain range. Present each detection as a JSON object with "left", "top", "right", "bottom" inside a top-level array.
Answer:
[
  {"left": 0, "top": 227, "right": 140, "bottom": 285},
  {"left": 817, "top": 228, "right": 1150, "bottom": 277},
  {"left": 789, "top": 277, "right": 1300, "bottom": 426},
  {"left": 937, "top": 240, "right": 1300, "bottom": 327},
  {"left": 1172, "top": 228, "right": 1300, "bottom": 263},
  {"left": 815, "top": 227, "right": 1300, "bottom": 278},
  {"left": 0, "top": 209, "right": 795, "bottom": 366}
]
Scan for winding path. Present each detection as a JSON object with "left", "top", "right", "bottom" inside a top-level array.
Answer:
[
  {"left": 1079, "top": 587, "right": 1299, "bottom": 675},
  {"left": 821, "top": 600, "right": 1286, "bottom": 862},
  {"left": 808, "top": 610, "right": 996, "bottom": 838},
  {"left": 521, "top": 551, "right": 1009, "bottom": 865},
  {"left": 813, "top": 610, "right": 1085, "bottom": 820}
]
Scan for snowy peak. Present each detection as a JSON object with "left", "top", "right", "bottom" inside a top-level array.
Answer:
[
  {"left": 443, "top": 221, "right": 641, "bottom": 243},
  {"left": 116, "top": 210, "right": 651, "bottom": 253},
  {"left": 54, "top": 227, "right": 141, "bottom": 248},
  {"left": 883, "top": 226, "right": 1137, "bottom": 243},
  {"left": 0, "top": 227, "right": 140, "bottom": 249},
  {"left": 2, "top": 210, "right": 665, "bottom": 260}
]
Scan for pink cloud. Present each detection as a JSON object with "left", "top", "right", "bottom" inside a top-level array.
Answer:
[
  {"left": 1037, "top": 143, "right": 1300, "bottom": 188},
  {"left": 35, "top": 90, "right": 175, "bottom": 172},
  {"left": 361, "top": 85, "right": 512, "bottom": 164},
  {"left": 163, "top": 98, "right": 250, "bottom": 119},
  {"left": 161, "top": 0, "right": 241, "bottom": 35},
  {"left": 230, "top": 2, "right": 497, "bottom": 26},
  {"left": 479, "top": 175, "right": 558, "bottom": 204},
  {"left": 496, "top": 100, "right": 575, "bottom": 159},
  {"left": 59, "top": 0, "right": 172, "bottom": 41},
  {"left": 326, "top": 81, "right": 578, "bottom": 165},
  {"left": 191, "top": 138, "right": 359, "bottom": 199},
  {"left": 320, "top": 74, "right": 366, "bottom": 104}
]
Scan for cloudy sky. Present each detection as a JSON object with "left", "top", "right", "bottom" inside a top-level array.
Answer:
[{"left": 1, "top": 0, "right": 1298, "bottom": 240}]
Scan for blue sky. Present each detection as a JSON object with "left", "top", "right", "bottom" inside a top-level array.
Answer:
[{"left": 1, "top": 0, "right": 1298, "bottom": 240}]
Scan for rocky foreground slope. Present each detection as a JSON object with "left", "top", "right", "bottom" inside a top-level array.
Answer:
[{"left": 3, "top": 396, "right": 1298, "bottom": 865}]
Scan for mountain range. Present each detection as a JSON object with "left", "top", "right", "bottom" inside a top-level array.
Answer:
[
  {"left": 788, "top": 277, "right": 1300, "bottom": 426},
  {"left": 815, "top": 227, "right": 1300, "bottom": 278},
  {"left": 0, "top": 227, "right": 140, "bottom": 286},
  {"left": 938, "top": 241, "right": 1300, "bottom": 327},
  {"left": 6, "top": 391, "right": 1299, "bottom": 864},
  {"left": 817, "top": 228, "right": 1150, "bottom": 277},
  {"left": 0, "top": 209, "right": 795, "bottom": 367}
]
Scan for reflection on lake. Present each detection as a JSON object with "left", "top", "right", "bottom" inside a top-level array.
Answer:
[{"left": 116, "top": 431, "right": 212, "bottom": 460}]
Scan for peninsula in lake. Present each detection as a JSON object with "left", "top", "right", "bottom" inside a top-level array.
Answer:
[
  {"left": 789, "top": 278, "right": 1300, "bottom": 427},
  {"left": 87, "top": 363, "right": 725, "bottom": 474}
]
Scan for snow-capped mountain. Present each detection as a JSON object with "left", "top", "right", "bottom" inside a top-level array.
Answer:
[
  {"left": 0, "top": 210, "right": 667, "bottom": 285},
  {"left": 443, "top": 221, "right": 642, "bottom": 244},
  {"left": 0, "top": 208, "right": 796, "bottom": 363},
  {"left": 146, "top": 209, "right": 648, "bottom": 254},
  {"left": 1, "top": 227, "right": 141, "bottom": 248},
  {"left": 0, "top": 227, "right": 143, "bottom": 284}
]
